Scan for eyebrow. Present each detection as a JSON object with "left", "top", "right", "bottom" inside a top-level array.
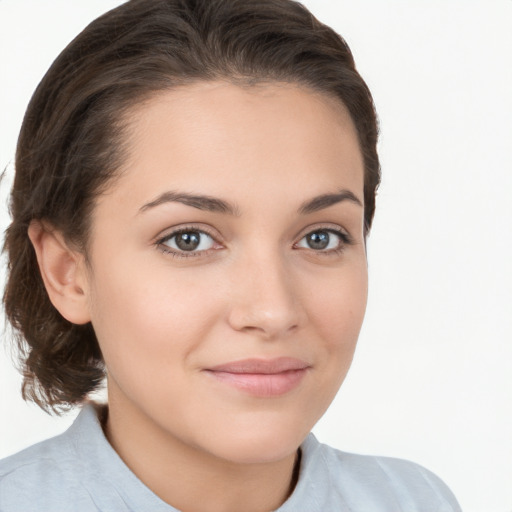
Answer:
[
  {"left": 139, "top": 191, "right": 241, "bottom": 216},
  {"left": 139, "top": 188, "right": 362, "bottom": 216},
  {"left": 298, "top": 189, "right": 363, "bottom": 214}
]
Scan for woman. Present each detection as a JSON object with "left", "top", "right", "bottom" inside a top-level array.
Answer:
[{"left": 0, "top": 0, "right": 461, "bottom": 510}]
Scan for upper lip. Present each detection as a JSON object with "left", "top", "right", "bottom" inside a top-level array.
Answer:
[{"left": 205, "top": 357, "right": 310, "bottom": 374}]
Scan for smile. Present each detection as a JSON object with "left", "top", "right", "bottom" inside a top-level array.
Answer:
[{"left": 203, "top": 357, "right": 310, "bottom": 397}]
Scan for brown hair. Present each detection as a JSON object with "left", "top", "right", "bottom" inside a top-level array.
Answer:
[{"left": 3, "top": 0, "right": 380, "bottom": 414}]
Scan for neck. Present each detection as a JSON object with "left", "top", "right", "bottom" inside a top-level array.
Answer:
[{"left": 102, "top": 397, "right": 301, "bottom": 512}]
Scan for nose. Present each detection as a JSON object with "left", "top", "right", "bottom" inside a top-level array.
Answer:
[{"left": 227, "top": 252, "right": 303, "bottom": 340}]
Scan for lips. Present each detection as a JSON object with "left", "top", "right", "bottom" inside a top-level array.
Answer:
[{"left": 203, "top": 357, "right": 310, "bottom": 397}]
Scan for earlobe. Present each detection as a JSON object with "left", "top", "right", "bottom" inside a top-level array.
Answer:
[{"left": 28, "top": 220, "right": 91, "bottom": 325}]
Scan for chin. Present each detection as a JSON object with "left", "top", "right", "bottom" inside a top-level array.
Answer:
[{"left": 202, "top": 415, "right": 311, "bottom": 465}]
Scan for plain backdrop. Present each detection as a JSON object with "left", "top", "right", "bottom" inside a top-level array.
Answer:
[{"left": 0, "top": 1, "right": 511, "bottom": 511}]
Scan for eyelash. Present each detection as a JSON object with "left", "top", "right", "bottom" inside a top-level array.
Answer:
[
  {"left": 156, "top": 226, "right": 219, "bottom": 258},
  {"left": 293, "top": 227, "right": 353, "bottom": 256},
  {"left": 155, "top": 225, "right": 353, "bottom": 259}
]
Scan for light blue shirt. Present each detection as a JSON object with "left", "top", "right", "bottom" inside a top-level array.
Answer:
[{"left": 0, "top": 404, "right": 461, "bottom": 511}]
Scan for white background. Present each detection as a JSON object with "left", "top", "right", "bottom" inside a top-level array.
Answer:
[{"left": 0, "top": 1, "right": 511, "bottom": 511}]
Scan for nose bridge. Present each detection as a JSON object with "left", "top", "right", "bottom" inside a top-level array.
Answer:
[{"left": 227, "top": 244, "right": 301, "bottom": 338}]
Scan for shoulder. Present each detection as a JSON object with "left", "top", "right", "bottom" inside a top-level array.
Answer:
[
  {"left": 0, "top": 405, "right": 126, "bottom": 512},
  {"left": 0, "top": 430, "right": 94, "bottom": 512},
  {"left": 329, "top": 446, "right": 460, "bottom": 510},
  {"left": 0, "top": 428, "right": 75, "bottom": 479},
  {"left": 0, "top": 404, "right": 166, "bottom": 512},
  {"left": 286, "top": 434, "right": 462, "bottom": 512}
]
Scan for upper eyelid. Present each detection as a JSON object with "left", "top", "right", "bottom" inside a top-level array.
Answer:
[
  {"left": 155, "top": 224, "right": 221, "bottom": 244},
  {"left": 295, "top": 223, "right": 351, "bottom": 241}
]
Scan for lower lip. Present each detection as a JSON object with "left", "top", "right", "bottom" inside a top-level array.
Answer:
[{"left": 204, "top": 369, "right": 308, "bottom": 397}]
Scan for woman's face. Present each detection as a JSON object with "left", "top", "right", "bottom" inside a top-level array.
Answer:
[{"left": 84, "top": 82, "right": 367, "bottom": 464}]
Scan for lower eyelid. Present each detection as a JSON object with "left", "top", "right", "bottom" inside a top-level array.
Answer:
[{"left": 158, "top": 246, "right": 208, "bottom": 258}]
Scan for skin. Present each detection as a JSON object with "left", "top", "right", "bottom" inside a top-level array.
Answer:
[{"left": 32, "top": 82, "right": 368, "bottom": 512}]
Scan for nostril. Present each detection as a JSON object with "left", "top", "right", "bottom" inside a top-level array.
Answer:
[{"left": 227, "top": 304, "right": 301, "bottom": 340}]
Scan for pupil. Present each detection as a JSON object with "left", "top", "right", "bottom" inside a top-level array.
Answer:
[
  {"left": 307, "top": 231, "right": 329, "bottom": 250},
  {"left": 176, "top": 232, "right": 200, "bottom": 251}
]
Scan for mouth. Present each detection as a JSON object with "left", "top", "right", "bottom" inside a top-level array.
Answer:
[{"left": 203, "top": 357, "right": 311, "bottom": 397}]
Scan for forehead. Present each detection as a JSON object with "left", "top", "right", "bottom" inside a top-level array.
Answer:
[{"left": 98, "top": 81, "right": 364, "bottom": 212}]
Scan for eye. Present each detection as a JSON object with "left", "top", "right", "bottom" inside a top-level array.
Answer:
[
  {"left": 160, "top": 229, "right": 216, "bottom": 254},
  {"left": 295, "top": 229, "right": 348, "bottom": 252}
]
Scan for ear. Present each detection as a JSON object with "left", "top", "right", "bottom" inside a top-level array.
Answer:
[{"left": 28, "top": 220, "right": 91, "bottom": 325}]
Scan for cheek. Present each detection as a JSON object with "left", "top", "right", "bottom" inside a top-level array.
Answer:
[
  {"left": 292, "top": 259, "right": 367, "bottom": 422},
  {"left": 86, "top": 256, "right": 220, "bottom": 379},
  {"left": 308, "top": 260, "right": 368, "bottom": 351}
]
